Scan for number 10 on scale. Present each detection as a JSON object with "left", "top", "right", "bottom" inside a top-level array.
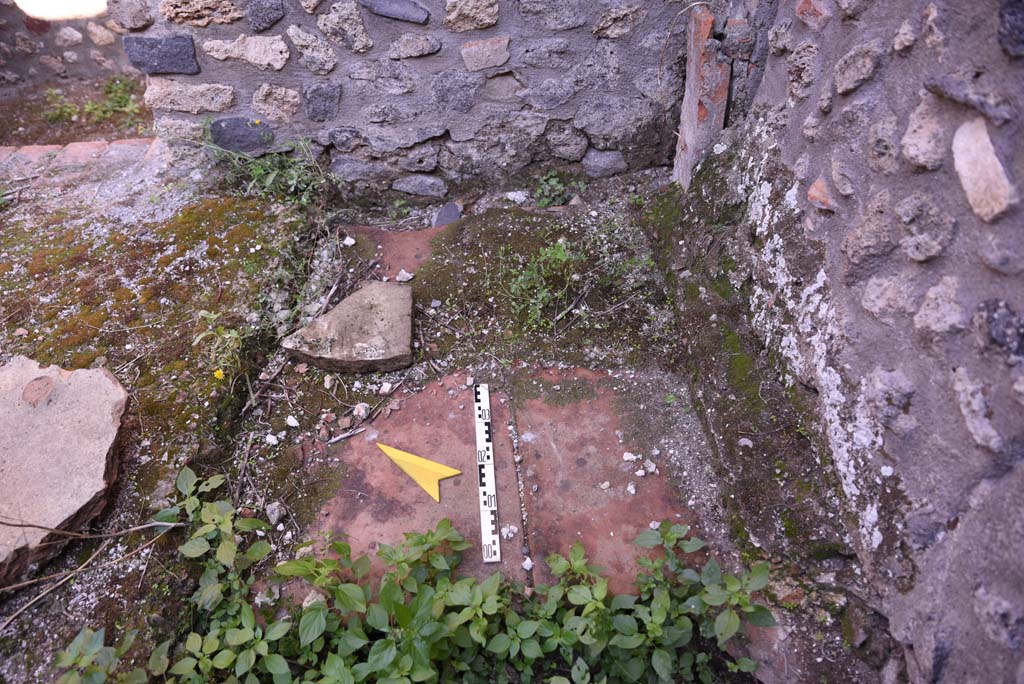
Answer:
[{"left": 474, "top": 384, "right": 501, "bottom": 563}]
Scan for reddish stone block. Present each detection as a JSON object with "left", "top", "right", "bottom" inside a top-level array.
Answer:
[
  {"left": 807, "top": 176, "right": 835, "bottom": 211},
  {"left": 514, "top": 369, "right": 698, "bottom": 595},
  {"left": 347, "top": 224, "right": 449, "bottom": 280},
  {"left": 795, "top": 0, "right": 833, "bottom": 30},
  {"left": 23, "top": 16, "right": 50, "bottom": 34},
  {"left": 8, "top": 144, "right": 63, "bottom": 174},
  {"left": 309, "top": 371, "right": 528, "bottom": 585},
  {"left": 671, "top": 6, "right": 731, "bottom": 190},
  {"left": 55, "top": 141, "right": 109, "bottom": 166}
]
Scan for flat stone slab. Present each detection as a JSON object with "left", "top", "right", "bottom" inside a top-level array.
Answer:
[
  {"left": 310, "top": 371, "right": 527, "bottom": 583},
  {"left": 515, "top": 369, "right": 695, "bottom": 594},
  {"left": 282, "top": 281, "right": 414, "bottom": 373},
  {"left": 0, "top": 356, "right": 127, "bottom": 586}
]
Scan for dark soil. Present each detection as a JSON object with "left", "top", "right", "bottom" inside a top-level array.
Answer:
[{"left": 0, "top": 76, "right": 152, "bottom": 147}]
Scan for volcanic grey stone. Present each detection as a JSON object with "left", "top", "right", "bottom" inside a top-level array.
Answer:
[
  {"left": 546, "top": 122, "right": 588, "bottom": 161},
  {"left": 1000, "top": 0, "right": 1024, "bottom": 57},
  {"left": 329, "top": 127, "right": 366, "bottom": 152},
  {"left": 122, "top": 35, "right": 200, "bottom": 74},
  {"left": 433, "top": 202, "right": 462, "bottom": 226},
  {"left": 0, "top": 357, "right": 127, "bottom": 586},
  {"left": 924, "top": 75, "right": 1015, "bottom": 127},
  {"left": 361, "top": 0, "right": 429, "bottom": 24},
  {"left": 304, "top": 83, "right": 342, "bottom": 121},
  {"left": 399, "top": 143, "right": 439, "bottom": 172},
  {"left": 582, "top": 148, "right": 628, "bottom": 178},
  {"left": 392, "top": 174, "right": 448, "bottom": 197},
  {"left": 282, "top": 282, "right": 414, "bottom": 372},
  {"left": 895, "top": 193, "right": 956, "bottom": 262},
  {"left": 319, "top": 1, "right": 373, "bottom": 53},
  {"left": 519, "top": 0, "right": 586, "bottom": 31},
  {"left": 210, "top": 117, "right": 276, "bottom": 154},
  {"left": 432, "top": 68, "right": 485, "bottom": 113},
  {"left": 331, "top": 154, "right": 390, "bottom": 181},
  {"left": 247, "top": 0, "right": 285, "bottom": 31},
  {"left": 518, "top": 77, "right": 575, "bottom": 110},
  {"left": 977, "top": 299, "right": 1024, "bottom": 359}
]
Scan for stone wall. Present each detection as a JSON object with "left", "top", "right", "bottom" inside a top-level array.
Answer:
[
  {"left": 118, "top": 0, "right": 699, "bottom": 197},
  {"left": 0, "top": 2, "right": 135, "bottom": 83},
  {"left": 670, "top": 0, "right": 1024, "bottom": 681}
]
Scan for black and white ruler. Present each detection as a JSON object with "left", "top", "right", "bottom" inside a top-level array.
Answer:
[{"left": 474, "top": 384, "right": 501, "bottom": 563}]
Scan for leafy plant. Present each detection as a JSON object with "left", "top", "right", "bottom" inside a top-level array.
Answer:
[
  {"left": 191, "top": 310, "right": 243, "bottom": 379},
  {"left": 55, "top": 627, "right": 146, "bottom": 684},
  {"left": 205, "top": 138, "right": 337, "bottom": 208},
  {"left": 44, "top": 89, "right": 80, "bottom": 124},
  {"left": 43, "top": 78, "right": 143, "bottom": 128},
  {"left": 388, "top": 199, "right": 410, "bottom": 220},
  {"left": 534, "top": 172, "right": 585, "bottom": 209},
  {"left": 82, "top": 77, "right": 142, "bottom": 126},
  {"left": 507, "top": 239, "right": 584, "bottom": 332},
  {"left": 56, "top": 467, "right": 775, "bottom": 684}
]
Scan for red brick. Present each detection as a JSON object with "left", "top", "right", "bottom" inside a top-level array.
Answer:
[
  {"left": 54, "top": 141, "right": 109, "bottom": 166},
  {"left": 671, "top": 6, "right": 731, "bottom": 189}
]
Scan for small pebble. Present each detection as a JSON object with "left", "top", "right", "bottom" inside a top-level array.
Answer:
[
  {"left": 265, "top": 434, "right": 279, "bottom": 446},
  {"left": 396, "top": 269, "right": 415, "bottom": 282},
  {"left": 626, "top": 482, "right": 637, "bottom": 495},
  {"left": 738, "top": 437, "right": 754, "bottom": 448},
  {"left": 522, "top": 557, "right": 534, "bottom": 571},
  {"left": 286, "top": 415, "right": 300, "bottom": 428},
  {"left": 598, "top": 481, "right": 611, "bottom": 490},
  {"left": 342, "top": 236, "right": 356, "bottom": 247}
]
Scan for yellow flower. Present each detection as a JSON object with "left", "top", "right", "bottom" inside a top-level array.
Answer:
[{"left": 213, "top": 369, "right": 225, "bottom": 380}]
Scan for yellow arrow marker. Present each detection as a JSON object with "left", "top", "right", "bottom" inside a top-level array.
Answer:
[{"left": 377, "top": 443, "right": 462, "bottom": 503}]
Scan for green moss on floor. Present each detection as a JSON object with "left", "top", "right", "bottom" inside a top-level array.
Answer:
[
  {"left": 410, "top": 206, "right": 681, "bottom": 372},
  {"left": 0, "top": 193, "right": 316, "bottom": 674}
]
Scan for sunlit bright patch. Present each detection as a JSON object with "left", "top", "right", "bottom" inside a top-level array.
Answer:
[{"left": 14, "top": 0, "right": 107, "bottom": 20}]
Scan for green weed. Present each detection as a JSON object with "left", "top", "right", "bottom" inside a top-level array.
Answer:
[
  {"left": 43, "top": 78, "right": 143, "bottom": 128},
  {"left": 191, "top": 310, "right": 243, "bottom": 381},
  {"left": 56, "top": 468, "right": 775, "bottom": 684},
  {"left": 534, "top": 171, "right": 586, "bottom": 209},
  {"left": 206, "top": 138, "right": 337, "bottom": 209},
  {"left": 44, "top": 89, "right": 79, "bottom": 124},
  {"left": 82, "top": 77, "right": 142, "bottom": 126},
  {"left": 388, "top": 198, "right": 410, "bottom": 220},
  {"left": 508, "top": 240, "right": 585, "bottom": 332}
]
